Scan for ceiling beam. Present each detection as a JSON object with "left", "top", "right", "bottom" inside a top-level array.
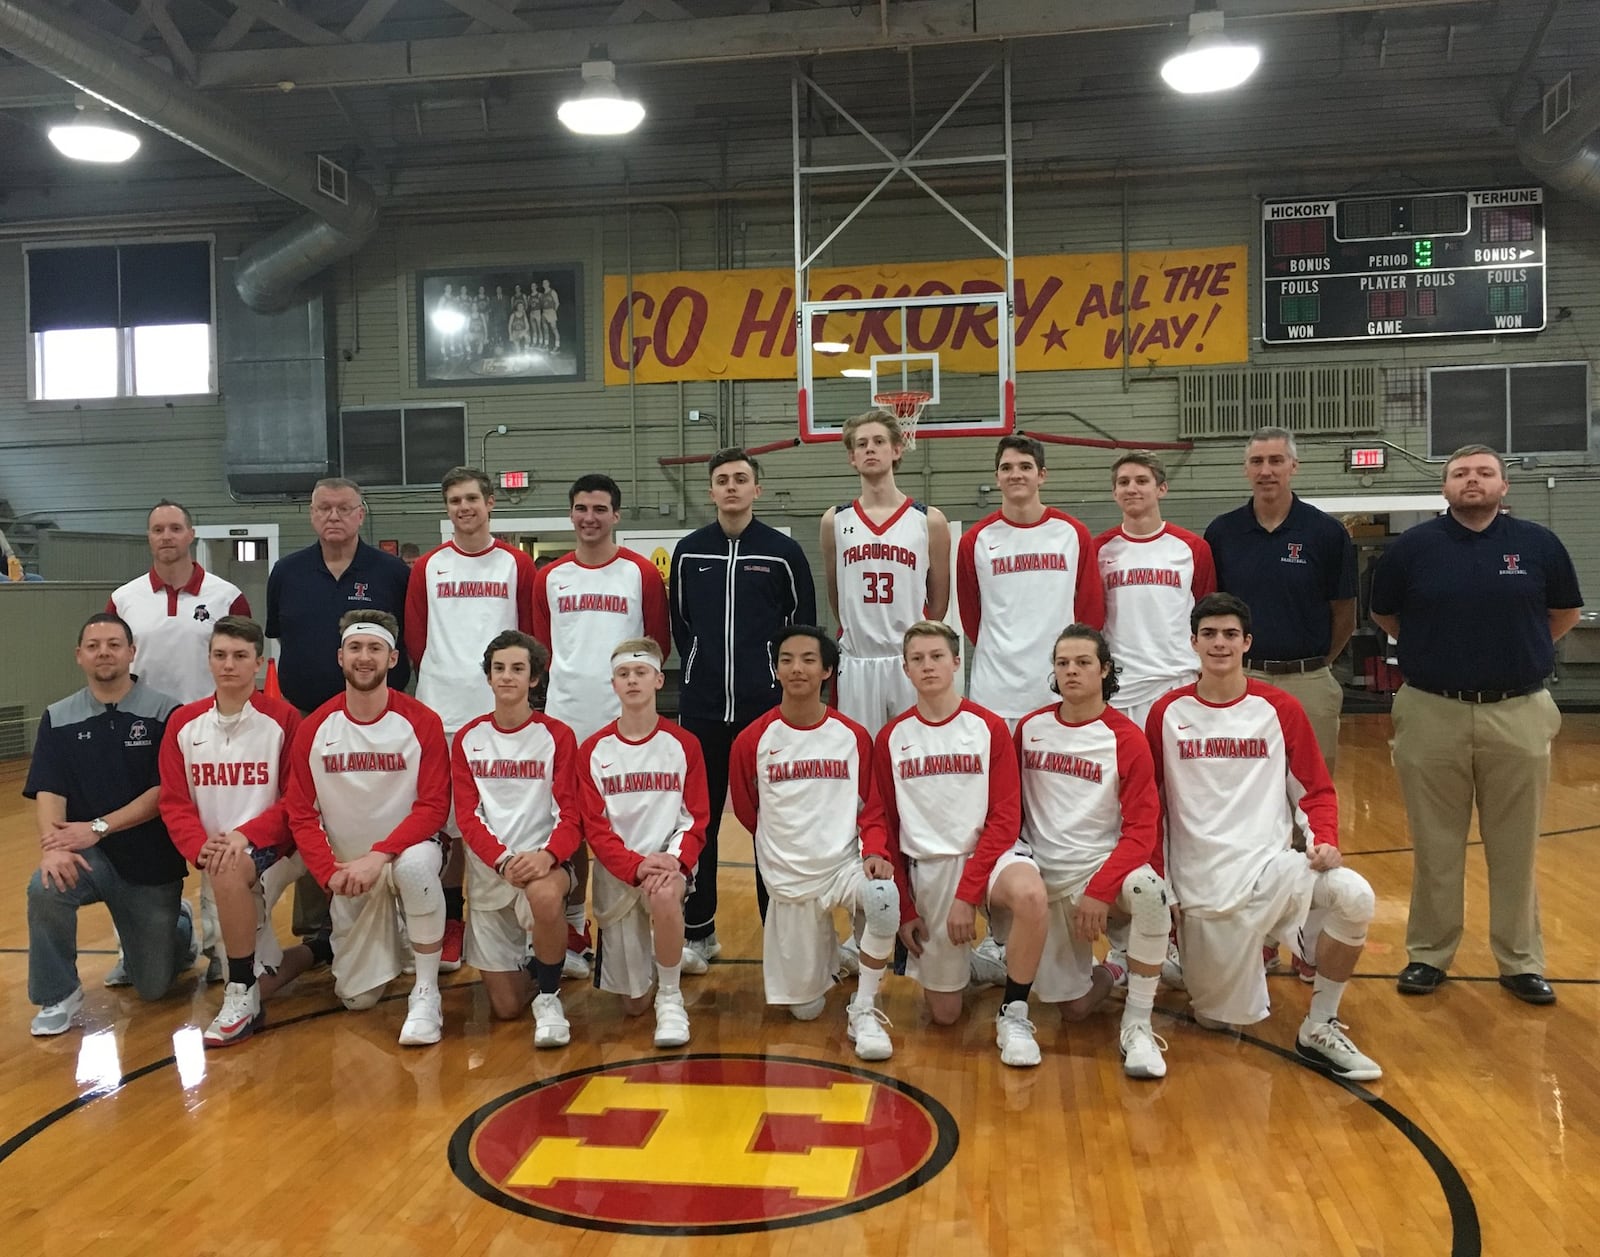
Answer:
[
  {"left": 438, "top": 0, "right": 528, "bottom": 34},
  {"left": 216, "top": 0, "right": 344, "bottom": 48},
  {"left": 141, "top": 0, "right": 197, "bottom": 79},
  {"left": 342, "top": 0, "right": 399, "bottom": 41}
]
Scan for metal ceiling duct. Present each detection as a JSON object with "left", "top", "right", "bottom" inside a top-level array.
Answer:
[
  {"left": 0, "top": 0, "right": 378, "bottom": 311},
  {"left": 1516, "top": 73, "right": 1600, "bottom": 203}
]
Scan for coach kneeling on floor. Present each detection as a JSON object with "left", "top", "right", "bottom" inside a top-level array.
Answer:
[
  {"left": 24, "top": 613, "right": 195, "bottom": 1037},
  {"left": 1370, "top": 444, "right": 1583, "bottom": 1007}
]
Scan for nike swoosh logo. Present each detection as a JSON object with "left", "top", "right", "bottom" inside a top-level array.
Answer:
[
  {"left": 600, "top": 762, "right": 614, "bottom": 769},
  {"left": 696, "top": 565, "right": 715, "bottom": 572},
  {"left": 323, "top": 738, "right": 341, "bottom": 747},
  {"left": 767, "top": 749, "right": 780, "bottom": 756},
  {"left": 469, "top": 745, "right": 485, "bottom": 753},
  {"left": 192, "top": 739, "right": 207, "bottom": 747},
  {"left": 1028, "top": 736, "right": 1042, "bottom": 743},
  {"left": 988, "top": 544, "right": 1001, "bottom": 551},
  {"left": 557, "top": 583, "right": 570, "bottom": 591},
  {"left": 1177, "top": 724, "right": 1192, "bottom": 730},
  {"left": 900, "top": 744, "right": 913, "bottom": 751}
]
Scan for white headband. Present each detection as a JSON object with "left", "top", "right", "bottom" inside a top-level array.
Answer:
[
  {"left": 611, "top": 649, "right": 662, "bottom": 673},
  {"left": 341, "top": 622, "right": 396, "bottom": 650}
]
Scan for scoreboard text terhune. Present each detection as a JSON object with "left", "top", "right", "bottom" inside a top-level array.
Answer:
[{"left": 1261, "top": 187, "right": 1545, "bottom": 345}]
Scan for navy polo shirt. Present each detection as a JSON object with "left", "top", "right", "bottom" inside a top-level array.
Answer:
[
  {"left": 1370, "top": 512, "right": 1582, "bottom": 692},
  {"left": 1204, "top": 495, "right": 1357, "bottom": 660},
  {"left": 24, "top": 678, "right": 184, "bottom": 885},
  {"left": 266, "top": 540, "right": 411, "bottom": 712}
]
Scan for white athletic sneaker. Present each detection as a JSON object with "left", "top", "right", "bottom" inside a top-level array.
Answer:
[
  {"left": 791, "top": 996, "right": 827, "bottom": 1022},
  {"left": 204, "top": 952, "right": 224, "bottom": 984},
  {"left": 994, "top": 1000, "right": 1042, "bottom": 1068},
  {"left": 398, "top": 984, "right": 443, "bottom": 1046},
  {"left": 532, "top": 991, "right": 571, "bottom": 1048},
  {"left": 1160, "top": 939, "right": 1186, "bottom": 990},
  {"left": 562, "top": 950, "right": 592, "bottom": 980},
  {"left": 683, "top": 933, "right": 722, "bottom": 969},
  {"left": 1119, "top": 1021, "right": 1169, "bottom": 1079},
  {"left": 1296, "top": 1017, "right": 1382, "bottom": 1082},
  {"left": 30, "top": 987, "right": 85, "bottom": 1037},
  {"left": 968, "top": 935, "right": 1008, "bottom": 988},
  {"left": 846, "top": 997, "right": 893, "bottom": 1062},
  {"left": 203, "top": 981, "right": 264, "bottom": 1049},
  {"left": 834, "top": 935, "right": 861, "bottom": 978},
  {"left": 679, "top": 946, "right": 709, "bottom": 976},
  {"left": 1103, "top": 948, "right": 1130, "bottom": 989},
  {"left": 653, "top": 990, "right": 691, "bottom": 1048},
  {"left": 103, "top": 955, "right": 130, "bottom": 988}
]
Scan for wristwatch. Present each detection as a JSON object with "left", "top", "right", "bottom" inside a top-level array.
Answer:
[{"left": 90, "top": 817, "right": 110, "bottom": 837}]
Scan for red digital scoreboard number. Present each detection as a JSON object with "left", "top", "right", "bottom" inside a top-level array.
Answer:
[
  {"left": 1345, "top": 447, "right": 1386, "bottom": 472},
  {"left": 499, "top": 470, "right": 530, "bottom": 490}
]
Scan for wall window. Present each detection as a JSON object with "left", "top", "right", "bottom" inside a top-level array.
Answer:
[
  {"left": 26, "top": 239, "right": 214, "bottom": 401},
  {"left": 340, "top": 404, "right": 467, "bottom": 487},
  {"left": 1428, "top": 362, "right": 1591, "bottom": 457}
]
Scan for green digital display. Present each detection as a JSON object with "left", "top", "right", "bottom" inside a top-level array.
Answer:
[{"left": 1413, "top": 239, "right": 1434, "bottom": 268}]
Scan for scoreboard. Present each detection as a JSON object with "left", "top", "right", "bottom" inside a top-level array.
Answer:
[{"left": 1261, "top": 186, "right": 1546, "bottom": 345}]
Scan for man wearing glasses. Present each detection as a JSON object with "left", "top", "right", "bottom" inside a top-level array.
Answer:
[{"left": 267, "top": 477, "right": 412, "bottom": 939}]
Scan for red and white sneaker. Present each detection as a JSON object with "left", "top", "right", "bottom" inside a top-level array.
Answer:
[
  {"left": 439, "top": 918, "right": 465, "bottom": 974},
  {"left": 564, "top": 922, "right": 593, "bottom": 980},
  {"left": 203, "top": 982, "right": 264, "bottom": 1049}
]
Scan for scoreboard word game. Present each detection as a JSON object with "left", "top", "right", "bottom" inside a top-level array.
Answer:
[{"left": 1261, "top": 187, "right": 1546, "bottom": 345}]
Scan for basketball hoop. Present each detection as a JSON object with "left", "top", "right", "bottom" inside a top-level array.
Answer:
[{"left": 873, "top": 390, "right": 933, "bottom": 448}]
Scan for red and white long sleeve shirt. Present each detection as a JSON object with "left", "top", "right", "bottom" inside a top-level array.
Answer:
[
  {"left": 577, "top": 719, "right": 709, "bottom": 885},
  {"left": 875, "top": 699, "right": 1020, "bottom": 917},
  {"left": 451, "top": 710, "right": 583, "bottom": 871},
  {"left": 285, "top": 690, "right": 451, "bottom": 886},
  {"left": 730, "top": 707, "right": 890, "bottom": 900},
  {"left": 1147, "top": 681, "right": 1337, "bottom": 914},
  {"left": 158, "top": 693, "right": 300, "bottom": 865},
  {"left": 1016, "top": 703, "right": 1162, "bottom": 901}
]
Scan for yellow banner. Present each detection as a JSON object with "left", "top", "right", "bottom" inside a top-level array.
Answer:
[{"left": 602, "top": 247, "right": 1247, "bottom": 384}]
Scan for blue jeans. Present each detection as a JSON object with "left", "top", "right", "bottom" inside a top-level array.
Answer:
[{"left": 27, "top": 846, "right": 191, "bottom": 1006}]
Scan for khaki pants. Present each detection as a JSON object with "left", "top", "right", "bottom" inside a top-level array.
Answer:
[
  {"left": 1246, "top": 665, "right": 1342, "bottom": 771},
  {"left": 1391, "top": 685, "right": 1559, "bottom": 975}
]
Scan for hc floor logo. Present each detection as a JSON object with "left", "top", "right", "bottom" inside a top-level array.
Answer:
[{"left": 449, "top": 1054, "right": 959, "bottom": 1234}]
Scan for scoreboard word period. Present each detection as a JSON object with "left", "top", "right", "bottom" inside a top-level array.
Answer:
[{"left": 1261, "top": 187, "right": 1546, "bottom": 345}]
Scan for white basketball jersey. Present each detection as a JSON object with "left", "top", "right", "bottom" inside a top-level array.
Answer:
[
  {"left": 832, "top": 498, "right": 931, "bottom": 658},
  {"left": 1096, "top": 523, "right": 1216, "bottom": 695}
]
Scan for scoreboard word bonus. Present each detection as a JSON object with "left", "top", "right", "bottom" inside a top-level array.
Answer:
[{"left": 1260, "top": 187, "right": 1546, "bottom": 345}]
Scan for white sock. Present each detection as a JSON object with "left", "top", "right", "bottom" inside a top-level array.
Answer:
[
  {"left": 1309, "top": 973, "right": 1346, "bottom": 1023},
  {"left": 856, "top": 964, "right": 885, "bottom": 1004},
  {"left": 413, "top": 948, "right": 441, "bottom": 989},
  {"left": 565, "top": 901, "right": 586, "bottom": 934},
  {"left": 656, "top": 961, "right": 682, "bottom": 996},
  {"left": 1122, "top": 972, "right": 1158, "bottom": 1030}
]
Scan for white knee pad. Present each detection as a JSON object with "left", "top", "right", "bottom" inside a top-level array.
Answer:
[
  {"left": 392, "top": 845, "right": 446, "bottom": 947},
  {"left": 342, "top": 986, "right": 385, "bottom": 1011},
  {"left": 1316, "top": 866, "right": 1374, "bottom": 947},
  {"left": 1121, "top": 866, "right": 1172, "bottom": 968},
  {"left": 862, "top": 878, "right": 900, "bottom": 941}
]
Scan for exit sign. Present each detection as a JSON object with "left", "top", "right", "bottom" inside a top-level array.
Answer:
[
  {"left": 1345, "top": 447, "right": 1386, "bottom": 472},
  {"left": 499, "top": 470, "right": 530, "bottom": 490}
]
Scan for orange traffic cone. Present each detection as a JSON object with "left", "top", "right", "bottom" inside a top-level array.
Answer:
[{"left": 264, "top": 658, "right": 282, "bottom": 699}]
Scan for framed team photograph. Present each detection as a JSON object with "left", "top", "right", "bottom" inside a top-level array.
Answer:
[{"left": 416, "top": 263, "right": 585, "bottom": 386}]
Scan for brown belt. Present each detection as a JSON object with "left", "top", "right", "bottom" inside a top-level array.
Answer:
[{"left": 1244, "top": 657, "right": 1326, "bottom": 676}]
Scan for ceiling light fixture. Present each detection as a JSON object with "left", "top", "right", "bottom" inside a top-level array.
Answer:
[
  {"left": 48, "top": 97, "right": 140, "bottom": 164},
  {"left": 557, "top": 60, "right": 645, "bottom": 137},
  {"left": 1160, "top": 6, "right": 1261, "bottom": 95}
]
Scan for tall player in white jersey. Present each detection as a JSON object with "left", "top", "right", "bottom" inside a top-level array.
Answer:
[
  {"left": 533, "top": 473, "right": 671, "bottom": 978},
  {"left": 1149, "top": 593, "right": 1381, "bottom": 1081},
  {"left": 451, "top": 631, "right": 586, "bottom": 1049},
  {"left": 957, "top": 435, "right": 1105, "bottom": 726},
  {"left": 821, "top": 412, "right": 950, "bottom": 736},
  {"left": 406, "top": 466, "right": 537, "bottom": 971},
  {"left": 159, "top": 616, "right": 319, "bottom": 1047},
  {"left": 876, "top": 620, "right": 1047, "bottom": 1068},
  {"left": 286, "top": 611, "right": 452, "bottom": 1047},
  {"left": 1096, "top": 452, "right": 1217, "bottom": 730},
  {"left": 577, "top": 638, "right": 709, "bottom": 1048},
  {"left": 1016, "top": 625, "right": 1174, "bottom": 1078},
  {"left": 730, "top": 627, "right": 902, "bottom": 1061}
]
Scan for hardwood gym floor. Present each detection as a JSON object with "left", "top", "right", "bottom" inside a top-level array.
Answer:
[{"left": 1, "top": 713, "right": 1596, "bottom": 1256}]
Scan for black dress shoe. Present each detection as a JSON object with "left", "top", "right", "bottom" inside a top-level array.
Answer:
[
  {"left": 1499, "top": 973, "right": 1557, "bottom": 1005},
  {"left": 1397, "top": 962, "right": 1447, "bottom": 995}
]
